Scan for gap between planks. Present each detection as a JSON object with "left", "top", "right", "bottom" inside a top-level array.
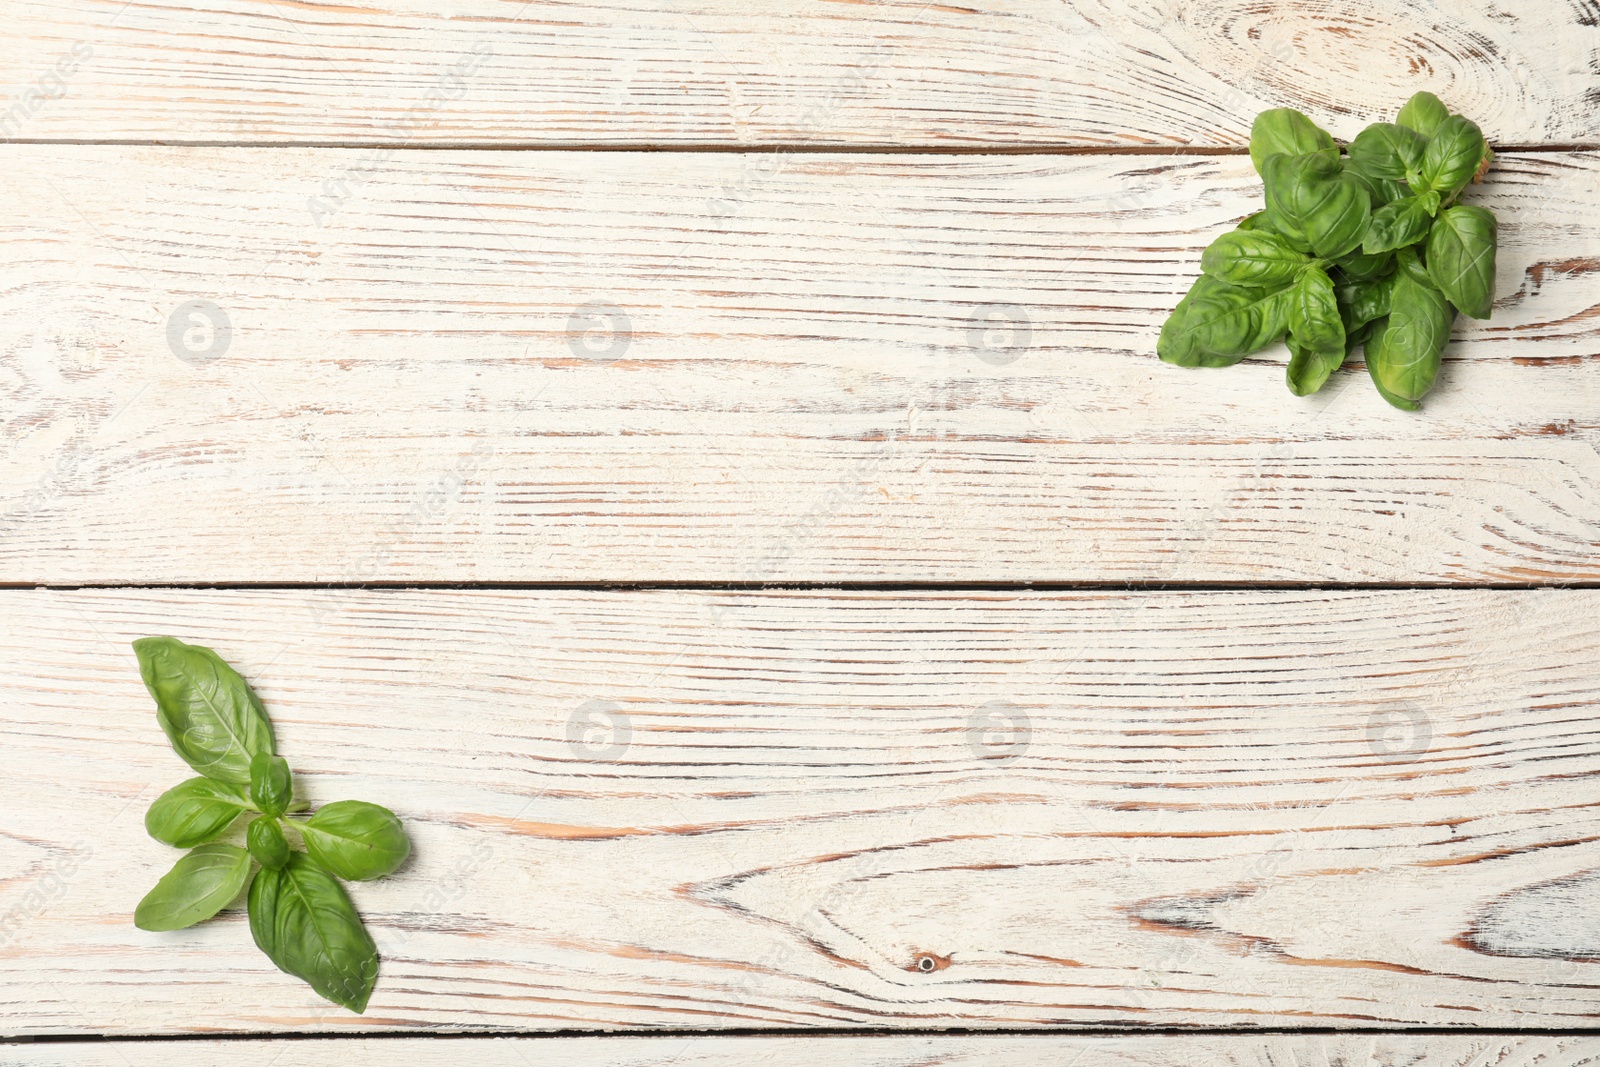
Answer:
[{"left": 0, "top": 142, "right": 1594, "bottom": 154}]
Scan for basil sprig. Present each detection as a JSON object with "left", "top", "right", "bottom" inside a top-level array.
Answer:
[
  {"left": 131, "top": 637, "right": 411, "bottom": 1013},
  {"left": 1160, "top": 93, "right": 1497, "bottom": 409}
]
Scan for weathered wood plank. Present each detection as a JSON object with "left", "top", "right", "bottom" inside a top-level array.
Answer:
[
  {"left": 4, "top": 588, "right": 1600, "bottom": 1033},
  {"left": 3, "top": 147, "right": 1597, "bottom": 583},
  {"left": 13, "top": 1034, "right": 1600, "bottom": 1066},
  {"left": 1, "top": 1, "right": 1596, "bottom": 146}
]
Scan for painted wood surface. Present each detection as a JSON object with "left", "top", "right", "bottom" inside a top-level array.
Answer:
[
  {"left": 4, "top": 147, "right": 1598, "bottom": 584},
  {"left": 12, "top": 1034, "right": 1600, "bottom": 1067},
  {"left": 1, "top": 1, "right": 1597, "bottom": 147},
  {"left": 4, "top": 588, "right": 1600, "bottom": 1034}
]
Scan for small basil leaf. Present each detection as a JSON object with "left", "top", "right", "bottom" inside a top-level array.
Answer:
[
  {"left": 1200, "top": 229, "right": 1311, "bottom": 287},
  {"left": 1418, "top": 114, "right": 1488, "bottom": 197},
  {"left": 1426, "top": 204, "right": 1497, "bottom": 319},
  {"left": 1263, "top": 152, "right": 1371, "bottom": 260},
  {"left": 1346, "top": 123, "right": 1427, "bottom": 182},
  {"left": 145, "top": 778, "right": 249, "bottom": 848},
  {"left": 1249, "top": 108, "right": 1336, "bottom": 176},
  {"left": 134, "top": 843, "right": 253, "bottom": 932},
  {"left": 1365, "top": 271, "right": 1454, "bottom": 407},
  {"left": 1362, "top": 194, "right": 1438, "bottom": 255},
  {"left": 1337, "top": 272, "right": 1397, "bottom": 333},
  {"left": 249, "top": 852, "right": 379, "bottom": 1013},
  {"left": 133, "top": 637, "right": 275, "bottom": 785},
  {"left": 1343, "top": 161, "right": 1407, "bottom": 208},
  {"left": 301, "top": 800, "right": 411, "bottom": 881},
  {"left": 1286, "top": 335, "right": 1346, "bottom": 397},
  {"left": 1396, "top": 91, "right": 1450, "bottom": 138},
  {"left": 247, "top": 817, "right": 290, "bottom": 870},
  {"left": 1332, "top": 247, "right": 1394, "bottom": 282},
  {"left": 249, "top": 753, "right": 294, "bottom": 819},
  {"left": 1288, "top": 266, "right": 1344, "bottom": 355}
]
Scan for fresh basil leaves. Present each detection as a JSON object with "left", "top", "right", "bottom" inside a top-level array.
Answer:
[
  {"left": 132, "top": 637, "right": 410, "bottom": 1013},
  {"left": 1160, "top": 92, "right": 1498, "bottom": 409}
]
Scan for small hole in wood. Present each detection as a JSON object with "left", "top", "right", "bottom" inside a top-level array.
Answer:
[{"left": 917, "top": 955, "right": 937, "bottom": 973}]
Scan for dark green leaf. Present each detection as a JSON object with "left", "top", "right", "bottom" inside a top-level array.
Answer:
[
  {"left": 1426, "top": 204, "right": 1497, "bottom": 319},
  {"left": 1200, "top": 229, "right": 1311, "bottom": 288},
  {"left": 145, "top": 778, "right": 249, "bottom": 848},
  {"left": 1396, "top": 91, "right": 1450, "bottom": 138},
  {"left": 1263, "top": 152, "right": 1371, "bottom": 259},
  {"left": 1362, "top": 192, "right": 1440, "bottom": 255},
  {"left": 301, "top": 801, "right": 411, "bottom": 881},
  {"left": 1288, "top": 265, "right": 1344, "bottom": 354},
  {"left": 1249, "top": 108, "right": 1336, "bottom": 176},
  {"left": 250, "top": 753, "right": 294, "bottom": 819},
  {"left": 1159, "top": 275, "right": 1292, "bottom": 368},
  {"left": 247, "top": 817, "right": 290, "bottom": 870},
  {"left": 1332, "top": 247, "right": 1394, "bottom": 282},
  {"left": 134, "top": 637, "right": 275, "bottom": 785},
  {"left": 1344, "top": 161, "right": 1408, "bottom": 208},
  {"left": 249, "top": 852, "right": 379, "bottom": 1013},
  {"left": 1365, "top": 272, "right": 1455, "bottom": 407},
  {"left": 1346, "top": 122, "right": 1427, "bottom": 182},
  {"left": 1337, "top": 272, "right": 1397, "bottom": 333},
  {"left": 134, "top": 843, "right": 253, "bottom": 932},
  {"left": 1418, "top": 114, "right": 1488, "bottom": 197}
]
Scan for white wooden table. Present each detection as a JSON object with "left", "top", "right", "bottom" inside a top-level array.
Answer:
[{"left": 3, "top": 2, "right": 1599, "bottom": 1063}]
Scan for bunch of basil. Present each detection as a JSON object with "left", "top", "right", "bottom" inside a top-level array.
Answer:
[
  {"left": 132, "top": 637, "right": 410, "bottom": 1013},
  {"left": 1159, "top": 92, "right": 1497, "bottom": 409}
]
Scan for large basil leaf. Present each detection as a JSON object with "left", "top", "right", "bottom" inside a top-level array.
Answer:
[
  {"left": 1362, "top": 191, "right": 1441, "bottom": 255},
  {"left": 250, "top": 753, "right": 294, "bottom": 819},
  {"left": 249, "top": 852, "right": 379, "bottom": 1013},
  {"left": 1159, "top": 275, "right": 1291, "bottom": 368},
  {"left": 1200, "top": 229, "right": 1310, "bottom": 287},
  {"left": 247, "top": 817, "right": 290, "bottom": 870},
  {"left": 1346, "top": 122, "right": 1427, "bottom": 182},
  {"left": 145, "top": 778, "right": 249, "bottom": 848},
  {"left": 134, "top": 637, "right": 275, "bottom": 785},
  {"left": 1365, "top": 272, "right": 1454, "bottom": 408},
  {"left": 1396, "top": 91, "right": 1450, "bottom": 138},
  {"left": 1249, "top": 108, "right": 1336, "bottom": 176},
  {"left": 1418, "top": 114, "right": 1488, "bottom": 197},
  {"left": 1263, "top": 152, "right": 1371, "bottom": 259},
  {"left": 1426, "top": 204, "right": 1497, "bottom": 319},
  {"left": 134, "top": 843, "right": 253, "bottom": 932},
  {"left": 301, "top": 801, "right": 411, "bottom": 881},
  {"left": 1288, "top": 265, "right": 1344, "bottom": 353}
]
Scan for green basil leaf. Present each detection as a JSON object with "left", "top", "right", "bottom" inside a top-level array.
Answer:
[
  {"left": 1426, "top": 204, "right": 1497, "bottom": 319},
  {"left": 1249, "top": 108, "right": 1336, "bottom": 176},
  {"left": 1346, "top": 123, "right": 1427, "bottom": 182},
  {"left": 249, "top": 852, "right": 379, "bottom": 1013},
  {"left": 1159, "top": 274, "right": 1292, "bottom": 368},
  {"left": 1286, "top": 335, "right": 1346, "bottom": 397},
  {"left": 1418, "top": 114, "right": 1488, "bottom": 197},
  {"left": 1200, "top": 229, "right": 1311, "bottom": 287},
  {"left": 301, "top": 800, "right": 411, "bottom": 881},
  {"left": 1288, "top": 266, "right": 1344, "bottom": 354},
  {"left": 1396, "top": 91, "right": 1450, "bottom": 138},
  {"left": 145, "top": 778, "right": 249, "bottom": 848},
  {"left": 1365, "top": 272, "right": 1454, "bottom": 407},
  {"left": 250, "top": 753, "right": 294, "bottom": 819},
  {"left": 134, "top": 843, "right": 253, "bottom": 932},
  {"left": 1362, "top": 193, "right": 1439, "bottom": 255},
  {"left": 1343, "top": 161, "right": 1407, "bottom": 208},
  {"left": 1332, "top": 247, "right": 1394, "bottom": 282},
  {"left": 1263, "top": 152, "right": 1371, "bottom": 260},
  {"left": 247, "top": 817, "right": 290, "bottom": 870},
  {"left": 1337, "top": 272, "right": 1397, "bottom": 333},
  {"left": 134, "top": 637, "right": 275, "bottom": 785}
]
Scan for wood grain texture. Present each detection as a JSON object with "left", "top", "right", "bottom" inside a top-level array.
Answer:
[
  {"left": 1, "top": 1, "right": 1597, "bottom": 146},
  {"left": 3, "top": 147, "right": 1598, "bottom": 583},
  {"left": 13, "top": 1034, "right": 1600, "bottom": 1067},
  {"left": 4, "top": 587, "right": 1600, "bottom": 1034}
]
